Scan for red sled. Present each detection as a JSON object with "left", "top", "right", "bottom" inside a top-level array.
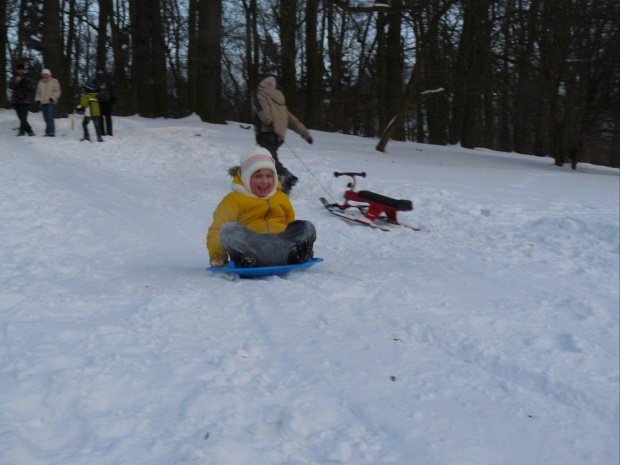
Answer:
[{"left": 320, "top": 172, "right": 418, "bottom": 231}]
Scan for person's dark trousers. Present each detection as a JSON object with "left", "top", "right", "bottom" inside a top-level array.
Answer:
[
  {"left": 82, "top": 116, "right": 103, "bottom": 141},
  {"left": 13, "top": 104, "right": 32, "bottom": 135},
  {"left": 99, "top": 101, "right": 113, "bottom": 136},
  {"left": 82, "top": 117, "right": 91, "bottom": 140},
  {"left": 256, "top": 132, "right": 289, "bottom": 176},
  {"left": 41, "top": 103, "right": 56, "bottom": 136}
]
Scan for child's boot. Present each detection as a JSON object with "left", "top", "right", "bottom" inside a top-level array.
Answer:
[{"left": 95, "top": 119, "right": 104, "bottom": 142}]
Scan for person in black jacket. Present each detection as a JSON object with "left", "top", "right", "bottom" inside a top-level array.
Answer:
[
  {"left": 93, "top": 65, "right": 115, "bottom": 136},
  {"left": 9, "top": 64, "right": 36, "bottom": 136}
]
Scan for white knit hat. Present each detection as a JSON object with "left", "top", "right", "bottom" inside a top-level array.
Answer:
[
  {"left": 42, "top": 69, "right": 51, "bottom": 76},
  {"left": 240, "top": 146, "right": 277, "bottom": 193}
]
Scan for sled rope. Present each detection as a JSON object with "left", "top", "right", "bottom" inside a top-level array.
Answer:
[{"left": 284, "top": 140, "right": 337, "bottom": 201}]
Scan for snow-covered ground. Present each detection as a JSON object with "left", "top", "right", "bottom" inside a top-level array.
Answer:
[{"left": 0, "top": 110, "right": 618, "bottom": 465}]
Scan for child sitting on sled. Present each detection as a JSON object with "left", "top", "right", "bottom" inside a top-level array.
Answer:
[
  {"left": 75, "top": 82, "right": 103, "bottom": 142},
  {"left": 207, "top": 146, "right": 316, "bottom": 268}
]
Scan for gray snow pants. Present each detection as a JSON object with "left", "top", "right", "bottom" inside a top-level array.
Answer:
[{"left": 220, "top": 220, "right": 316, "bottom": 267}]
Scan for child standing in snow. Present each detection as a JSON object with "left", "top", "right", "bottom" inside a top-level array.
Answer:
[
  {"left": 207, "top": 146, "right": 316, "bottom": 268},
  {"left": 75, "top": 82, "right": 103, "bottom": 142}
]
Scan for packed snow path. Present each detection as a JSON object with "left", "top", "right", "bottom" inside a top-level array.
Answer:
[{"left": 1, "top": 111, "right": 618, "bottom": 464}]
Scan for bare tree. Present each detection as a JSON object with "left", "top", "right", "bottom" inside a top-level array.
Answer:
[
  {"left": 280, "top": 0, "right": 297, "bottom": 110},
  {"left": 448, "top": 0, "right": 493, "bottom": 149},
  {"left": 129, "top": 0, "right": 168, "bottom": 117},
  {"left": 304, "top": 0, "right": 322, "bottom": 127},
  {"left": 377, "top": 0, "right": 457, "bottom": 152},
  {"left": 196, "top": 0, "right": 225, "bottom": 123},
  {"left": 42, "top": 0, "right": 68, "bottom": 116},
  {"left": 0, "top": 0, "right": 9, "bottom": 108}
]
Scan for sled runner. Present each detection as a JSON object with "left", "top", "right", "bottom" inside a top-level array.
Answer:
[
  {"left": 210, "top": 257, "right": 323, "bottom": 278},
  {"left": 320, "top": 172, "right": 419, "bottom": 231}
]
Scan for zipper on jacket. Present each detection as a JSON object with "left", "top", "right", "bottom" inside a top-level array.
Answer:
[{"left": 264, "top": 199, "right": 271, "bottom": 233}]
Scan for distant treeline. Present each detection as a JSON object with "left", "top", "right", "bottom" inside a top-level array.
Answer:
[{"left": 2, "top": 0, "right": 618, "bottom": 168}]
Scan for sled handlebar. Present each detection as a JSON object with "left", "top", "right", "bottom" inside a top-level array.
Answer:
[
  {"left": 334, "top": 172, "right": 366, "bottom": 178},
  {"left": 334, "top": 171, "right": 365, "bottom": 189}
]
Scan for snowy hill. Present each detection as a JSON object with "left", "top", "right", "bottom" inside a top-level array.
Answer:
[{"left": 1, "top": 110, "right": 618, "bottom": 465}]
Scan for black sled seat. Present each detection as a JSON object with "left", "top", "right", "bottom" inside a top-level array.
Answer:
[
  {"left": 357, "top": 191, "right": 413, "bottom": 211},
  {"left": 332, "top": 171, "right": 414, "bottom": 225}
]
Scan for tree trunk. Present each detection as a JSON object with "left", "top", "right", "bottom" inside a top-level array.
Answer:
[
  {"left": 187, "top": 0, "right": 198, "bottom": 114},
  {"left": 376, "top": 58, "right": 423, "bottom": 152},
  {"left": 196, "top": 0, "right": 225, "bottom": 124},
  {"left": 385, "top": 7, "right": 404, "bottom": 141},
  {"left": 422, "top": 4, "right": 449, "bottom": 146},
  {"left": 305, "top": 0, "right": 321, "bottom": 128},
  {"left": 377, "top": 0, "right": 456, "bottom": 151},
  {"left": 0, "top": 0, "right": 9, "bottom": 108},
  {"left": 449, "top": 0, "right": 492, "bottom": 149},
  {"left": 326, "top": 3, "right": 345, "bottom": 132},
  {"left": 130, "top": 0, "right": 168, "bottom": 118},
  {"left": 375, "top": 12, "right": 387, "bottom": 133},
  {"left": 42, "top": 0, "right": 67, "bottom": 116},
  {"left": 150, "top": 0, "right": 168, "bottom": 117},
  {"left": 242, "top": 0, "right": 258, "bottom": 120},
  {"left": 97, "top": 0, "right": 112, "bottom": 68},
  {"left": 111, "top": 0, "right": 131, "bottom": 115},
  {"left": 280, "top": 0, "right": 297, "bottom": 111},
  {"left": 65, "top": 0, "right": 76, "bottom": 112}
]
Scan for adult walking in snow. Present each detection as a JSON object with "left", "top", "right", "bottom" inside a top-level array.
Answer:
[
  {"left": 9, "top": 63, "right": 36, "bottom": 136},
  {"left": 252, "top": 75, "right": 313, "bottom": 195},
  {"left": 35, "top": 69, "right": 62, "bottom": 137},
  {"left": 93, "top": 65, "right": 115, "bottom": 136}
]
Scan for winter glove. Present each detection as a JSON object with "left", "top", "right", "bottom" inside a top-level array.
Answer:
[
  {"left": 306, "top": 135, "right": 313, "bottom": 145},
  {"left": 75, "top": 105, "right": 85, "bottom": 115},
  {"left": 265, "top": 119, "right": 274, "bottom": 128},
  {"left": 210, "top": 254, "right": 228, "bottom": 268},
  {"left": 49, "top": 98, "right": 54, "bottom": 102},
  {"left": 36, "top": 100, "right": 40, "bottom": 105}
]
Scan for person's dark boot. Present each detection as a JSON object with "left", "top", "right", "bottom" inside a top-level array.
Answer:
[
  {"left": 287, "top": 238, "right": 313, "bottom": 265},
  {"left": 281, "top": 173, "right": 298, "bottom": 195}
]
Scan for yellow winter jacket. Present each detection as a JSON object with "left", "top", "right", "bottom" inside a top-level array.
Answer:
[
  {"left": 80, "top": 92, "right": 101, "bottom": 117},
  {"left": 206, "top": 170, "right": 295, "bottom": 260}
]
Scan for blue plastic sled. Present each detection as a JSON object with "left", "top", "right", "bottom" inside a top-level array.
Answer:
[{"left": 210, "top": 258, "right": 323, "bottom": 277}]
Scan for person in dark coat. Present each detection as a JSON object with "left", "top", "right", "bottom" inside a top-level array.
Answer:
[
  {"left": 9, "top": 64, "right": 36, "bottom": 136},
  {"left": 93, "top": 65, "right": 115, "bottom": 136}
]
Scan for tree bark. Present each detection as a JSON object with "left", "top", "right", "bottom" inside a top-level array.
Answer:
[
  {"left": 196, "top": 0, "right": 225, "bottom": 124},
  {"left": 42, "top": 0, "right": 67, "bottom": 116},
  {"left": 280, "top": 0, "right": 297, "bottom": 111},
  {"left": 305, "top": 0, "right": 321, "bottom": 128},
  {"left": 385, "top": 6, "right": 404, "bottom": 140},
  {"left": 0, "top": 0, "right": 9, "bottom": 108}
]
